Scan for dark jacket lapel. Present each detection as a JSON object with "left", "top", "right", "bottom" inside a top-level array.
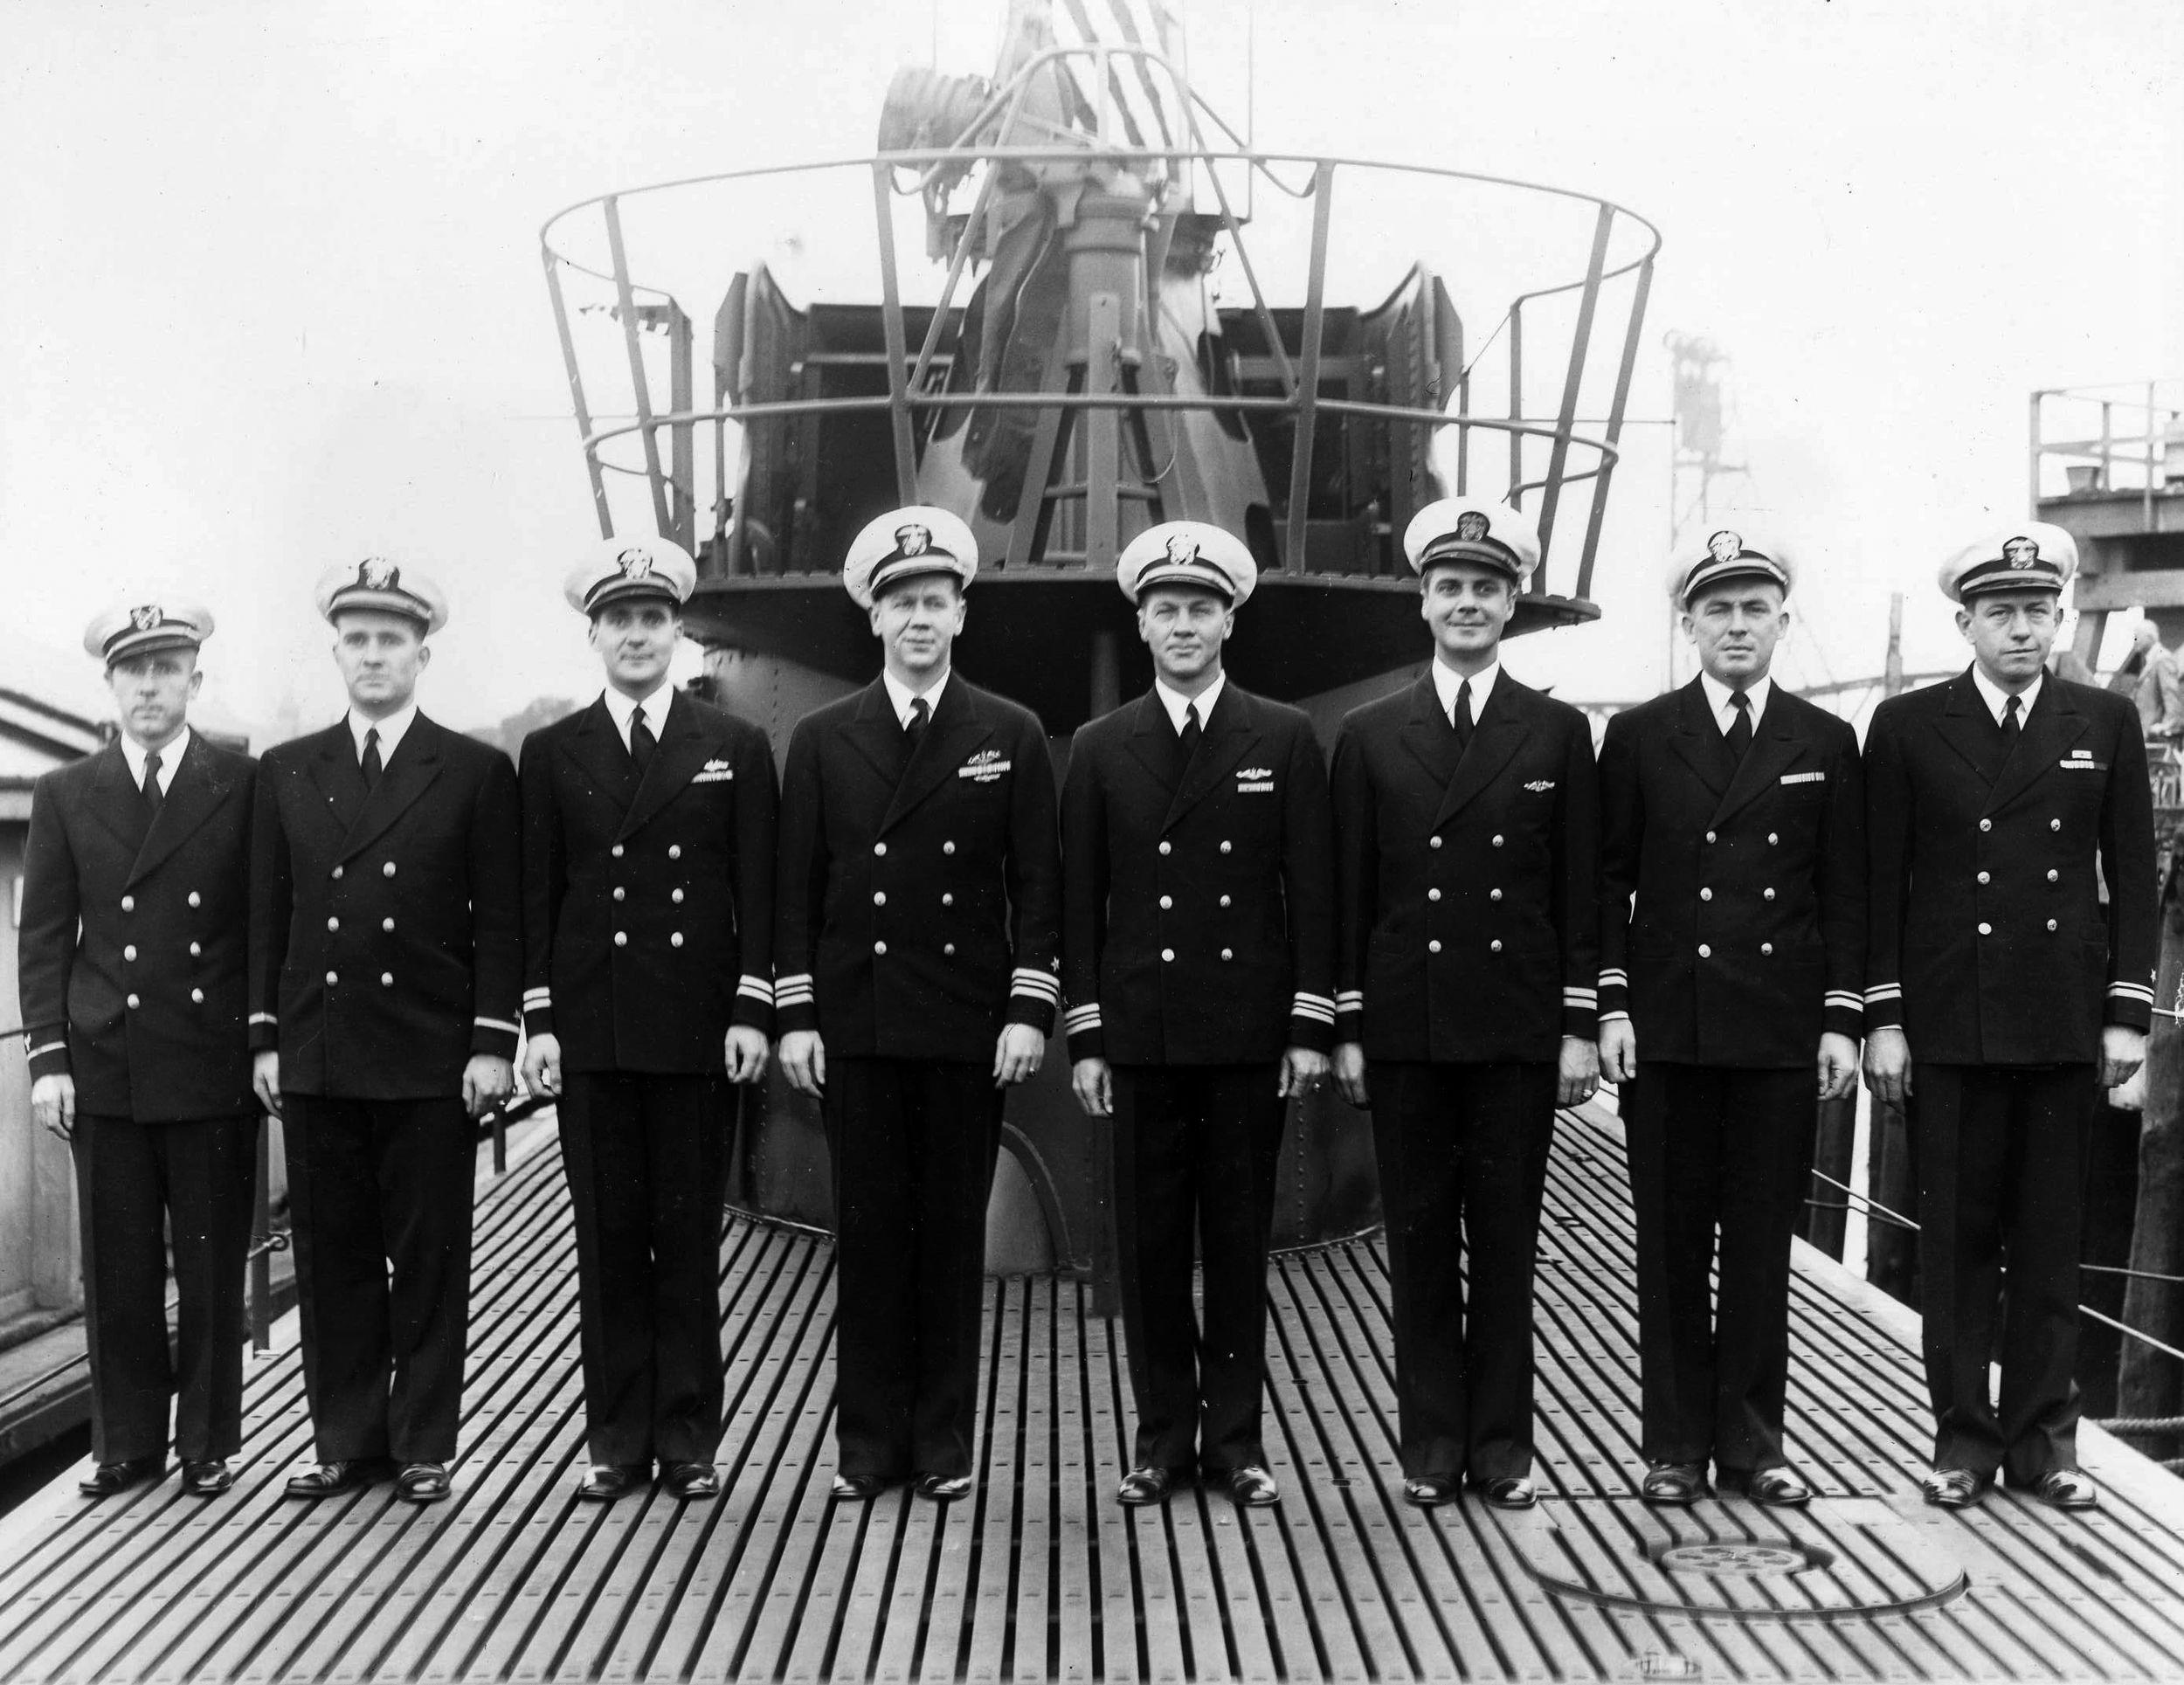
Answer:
[
  {"left": 562, "top": 697, "right": 635, "bottom": 812},
  {"left": 1709, "top": 690, "right": 1807, "bottom": 828},
  {"left": 618, "top": 691, "right": 715, "bottom": 841},
  {"left": 1986, "top": 678, "right": 2087, "bottom": 816},
  {"left": 336, "top": 714, "right": 446, "bottom": 863},
  {"left": 1667, "top": 679, "right": 1733, "bottom": 798},
  {"left": 1397, "top": 674, "right": 1462, "bottom": 795},
  {"left": 1434, "top": 673, "right": 1528, "bottom": 829},
  {"left": 1933, "top": 669, "right": 2004, "bottom": 785},
  {"left": 81, "top": 744, "right": 151, "bottom": 856},
  {"left": 881, "top": 676, "right": 995, "bottom": 833},
  {"left": 1165, "top": 685, "right": 1261, "bottom": 830},
  {"left": 1124, "top": 690, "right": 1183, "bottom": 792},
  {"left": 308, "top": 722, "right": 368, "bottom": 834},
  {"left": 128, "top": 735, "right": 238, "bottom": 887},
  {"left": 844, "top": 679, "right": 910, "bottom": 790}
]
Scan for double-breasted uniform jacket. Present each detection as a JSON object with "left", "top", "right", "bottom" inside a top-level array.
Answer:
[
  {"left": 249, "top": 715, "right": 523, "bottom": 1097},
  {"left": 1863, "top": 670, "right": 2156, "bottom": 1064},
  {"left": 773, "top": 674, "right": 1061, "bottom": 1056},
  {"left": 1597, "top": 680, "right": 1866, "bottom": 1067},
  {"left": 1331, "top": 669, "right": 1600, "bottom": 1061},
  {"left": 1061, "top": 682, "right": 1335, "bottom": 1065},
  {"left": 21, "top": 735, "right": 258, "bottom": 1121},
  {"left": 519, "top": 691, "right": 778, "bottom": 1072}
]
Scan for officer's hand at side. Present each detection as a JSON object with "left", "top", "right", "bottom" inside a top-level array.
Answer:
[
  {"left": 252, "top": 1051, "right": 284, "bottom": 1119},
  {"left": 993, "top": 1023, "right": 1045, "bottom": 1088},
  {"left": 31, "top": 1074, "right": 75, "bottom": 1143},
  {"left": 1071, "top": 1057, "right": 1113, "bottom": 1117},
  {"left": 1557, "top": 1035, "right": 1600, "bottom": 1108},
  {"left": 1278, "top": 1046, "right": 1329, "bottom": 1099},
  {"left": 1332, "top": 1042, "right": 1369, "bottom": 1109},
  {"left": 521, "top": 1033, "right": 563, "bottom": 1098},
  {"left": 724, "top": 1026, "right": 770, "bottom": 1085},
  {"left": 1597, "top": 1019, "right": 1637, "bottom": 1085},
  {"left": 1816, "top": 1032, "right": 1860, "bottom": 1101},
  {"left": 1863, "top": 1026, "right": 1912, "bottom": 1104},
  {"left": 779, "top": 1031, "right": 826, "bottom": 1100},
  {"left": 464, "top": 1054, "right": 515, "bottom": 1119},
  {"left": 2100, "top": 1025, "right": 2148, "bottom": 1092}
]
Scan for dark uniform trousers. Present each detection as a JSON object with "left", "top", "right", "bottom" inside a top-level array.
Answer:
[
  {"left": 774, "top": 675, "right": 1061, "bottom": 1481},
  {"left": 252, "top": 714, "right": 523, "bottom": 1464},
  {"left": 1863, "top": 671, "right": 2155, "bottom": 1484},
  {"left": 1598, "top": 681, "right": 1866, "bottom": 1474},
  {"left": 1061, "top": 683, "right": 1336, "bottom": 1475},
  {"left": 1331, "top": 671, "right": 1600, "bottom": 1482},
  {"left": 19, "top": 735, "right": 259, "bottom": 1466},
  {"left": 520, "top": 691, "right": 778, "bottom": 1467}
]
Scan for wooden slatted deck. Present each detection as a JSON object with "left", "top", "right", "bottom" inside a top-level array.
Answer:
[{"left": 4, "top": 1105, "right": 2184, "bottom": 1683}]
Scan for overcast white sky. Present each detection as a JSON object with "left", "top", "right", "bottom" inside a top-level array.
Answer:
[{"left": 4, "top": 0, "right": 2180, "bottom": 737}]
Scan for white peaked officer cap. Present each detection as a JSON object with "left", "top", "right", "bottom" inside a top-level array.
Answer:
[
  {"left": 843, "top": 505, "right": 979, "bottom": 609},
  {"left": 1117, "top": 521, "right": 1258, "bottom": 606},
  {"left": 1939, "top": 521, "right": 2079, "bottom": 602},
  {"left": 563, "top": 535, "right": 698, "bottom": 614},
  {"left": 1402, "top": 497, "right": 1541, "bottom": 585},
  {"left": 84, "top": 596, "right": 215, "bottom": 665},
  {"left": 313, "top": 556, "right": 451, "bottom": 634},
  {"left": 1671, "top": 528, "right": 1797, "bottom": 605}
]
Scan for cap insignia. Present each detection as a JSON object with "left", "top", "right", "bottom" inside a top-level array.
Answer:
[
  {"left": 129, "top": 604, "right": 163, "bottom": 632},
  {"left": 1455, "top": 510, "right": 1490, "bottom": 544},
  {"left": 1708, "top": 530, "right": 1743, "bottom": 564},
  {"left": 895, "top": 522, "right": 931, "bottom": 557},
  {"left": 359, "top": 557, "right": 400, "bottom": 591},
  {"left": 1165, "top": 533, "right": 1202, "bottom": 566},
  {"left": 616, "top": 546, "right": 653, "bottom": 580},
  {"left": 2002, "top": 535, "right": 2041, "bottom": 569}
]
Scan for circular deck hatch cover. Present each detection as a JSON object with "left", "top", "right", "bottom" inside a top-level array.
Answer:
[{"left": 1656, "top": 1541, "right": 1814, "bottom": 1575}]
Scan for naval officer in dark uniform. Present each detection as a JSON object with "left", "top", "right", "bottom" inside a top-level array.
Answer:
[
  {"left": 19, "top": 599, "right": 256, "bottom": 1499},
  {"left": 250, "top": 558, "right": 522, "bottom": 1504},
  {"left": 1061, "top": 522, "right": 1335, "bottom": 1509},
  {"left": 1596, "top": 534, "right": 1865, "bottom": 1509},
  {"left": 774, "top": 505, "right": 1061, "bottom": 1502},
  {"left": 1330, "top": 497, "right": 1601, "bottom": 1510},
  {"left": 1863, "top": 524, "right": 2154, "bottom": 1511},
  {"left": 518, "top": 536, "right": 778, "bottom": 1503}
]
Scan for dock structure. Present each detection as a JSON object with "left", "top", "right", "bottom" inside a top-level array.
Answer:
[{"left": 3, "top": 1108, "right": 2183, "bottom": 1683}]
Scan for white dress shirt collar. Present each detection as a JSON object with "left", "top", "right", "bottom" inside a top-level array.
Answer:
[
  {"left": 1698, "top": 670, "right": 1773, "bottom": 735},
  {"left": 1970, "top": 664, "right": 2042, "bottom": 727},
  {"left": 602, "top": 680, "right": 676, "bottom": 751},
  {"left": 882, "top": 666, "right": 950, "bottom": 729},
  {"left": 119, "top": 726, "right": 190, "bottom": 795},
  {"left": 1431, "top": 657, "right": 1498, "bottom": 726},
  {"left": 348, "top": 701, "right": 418, "bottom": 765},
  {"left": 1153, "top": 670, "right": 1226, "bottom": 735}
]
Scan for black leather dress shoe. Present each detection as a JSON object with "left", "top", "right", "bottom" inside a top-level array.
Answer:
[
  {"left": 2032, "top": 1468, "right": 2098, "bottom": 1510},
  {"left": 916, "top": 1473, "right": 975, "bottom": 1502},
  {"left": 285, "top": 1458, "right": 394, "bottom": 1500},
  {"left": 1117, "top": 1467, "right": 1175, "bottom": 1506},
  {"left": 1216, "top": 1465, "right": 1281, "bottom": 1507},
  {"left": 1402, "top": 1475, "right": 1459, "bottom": 1508},
  {"left": 661, "top": 1461, "right": 720, "bottom": 1500},
  {"left": 1470, "top": 1474, "right": 1539, "bottom": 1510},
  {"left": 1640, "top": 1462, "right": 1707, "bottom": 1505},
  {"left": 1920, "top": 1467, "right": 1992, "bottom": 1509},
  {"left": 181, "top": 1460, "right": 235, "bottom": 1497},
  {"left": 79, "top": 1454, "right": 165, "bottom": 1498},
  {"left": 397, "top": 1462, "right": 453, "bottom": 1504},
  {"left": 576, "top": 1463, "right": 651, "bottom": 1502},
  {"left": 1721, "top": 1465, "right": 1812, "bottom": 1508},
  {"left": 831, "top": 1473, "right": 889, "bottom": 1501}
]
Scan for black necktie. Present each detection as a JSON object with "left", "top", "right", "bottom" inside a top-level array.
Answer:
[
  {"left": 630, "top": 705, "right": 656, "bottom": 777},
  {"left": 1726, "top": 689, "right": 1752, "bottom": 760},
  {"left": 142, "top": 750, "right": 163, "bottom": 815},
  {"left": 1448, "top": 680, "right": 1473, "bottom": 756},
  {"left": 1180, "top": 701, "right": 1202, "bottom": 757},
  {"left": 2001, "top": 693, "right": 2022, "bottom": 755},
  {"left": 904, "top": 695, "right": 930, "bottom": 750},
  {"left": 362, "top": 727, "right": 383, "bottom": 791}
]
